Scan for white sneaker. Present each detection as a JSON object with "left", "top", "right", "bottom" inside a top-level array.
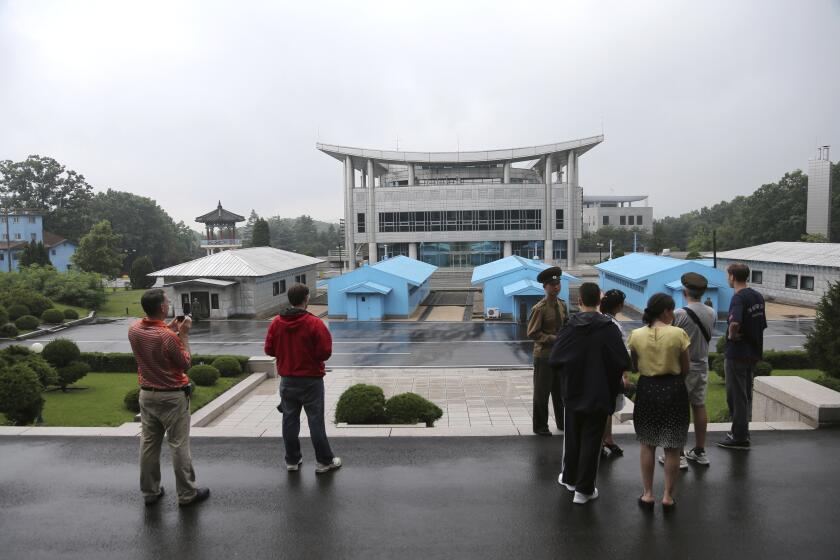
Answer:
[
  {"left": 685, "top": 447, "right": 710, "bottom": 466},
  {"left": 315, "top": 457, "right": 342, "bottom": 474},
  {"left": 573, "top": 488, "right": 599, "bottom": 504},
  {"left": 286, "top": 458, "right": 303, "bottom": 472},
  {"left": 658, "top": 454, "right": 689, "bottom": 470},
  {"left": 557, "top": 473, "right": 575, "bottom": 492}
]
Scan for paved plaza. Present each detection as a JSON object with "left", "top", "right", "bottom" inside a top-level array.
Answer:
[{"left": 1, "top": 431, "right": 839, "bottom": 559}]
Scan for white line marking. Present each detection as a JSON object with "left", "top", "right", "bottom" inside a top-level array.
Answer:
[{"left": 332, "top": 352, "right": 412, "bottom": 356}]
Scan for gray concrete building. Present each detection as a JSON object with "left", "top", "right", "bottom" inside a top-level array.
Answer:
[
  {"left": 582, "top": 195, "right": 653, "bottom": 233},
  {"left": 716, "top": 241, "right": 840, "bottom": 306},
  {"left": 317, "top": 136, "right": 604, "bottom": 269},
  {"left": 150, "top": 247, "right": 322, "bottom": 319},
  {"left": 806, "top": 146, "right": 833, "bottom": 238}
]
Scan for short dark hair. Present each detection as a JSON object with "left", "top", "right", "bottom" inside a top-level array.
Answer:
[
  {"left": 579, "top": 282, "right": 601, "bottom": 307},
  {"left": 727, "top": 263, "right": 750, "bottom": 283},
  {"left": 600, "top": 289, "right": 626, "bottom": 314},
  {"left": 141, "top": 288, "right": 167, "bottom": 317},
  {"left": 685, "top": 286, "right": 706, "bottom": 300},
  {"left": 642, "top": 293, "right": 675, "bottom": 326},
  {"left": 287, "top": 283, "right": 310, "bottom": 306}
]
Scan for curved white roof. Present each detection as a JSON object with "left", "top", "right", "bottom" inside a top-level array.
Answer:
[
  {"left": 317, "top": 135, "right": 604, "bottom": 165},
  {"left": 151, "top": 247, "right": 323, "bottom": 278}
]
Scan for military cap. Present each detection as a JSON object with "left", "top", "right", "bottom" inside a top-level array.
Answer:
[
  {"left": 537, "top": 266, "right": 563, "bottom": 285},
  {"left": 681, "top": 272, "right": 708, "bottom": 290}
]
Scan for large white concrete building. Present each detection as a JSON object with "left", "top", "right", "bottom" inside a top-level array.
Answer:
[
  {"left": 806, "top": 146, "right": 833, "bottom": 238},
  {"left": 317, "top": 136, "right": 604, "bottom": 269},
  {"left": 582, "top": 195, "right": 653, "bottom": 233}
]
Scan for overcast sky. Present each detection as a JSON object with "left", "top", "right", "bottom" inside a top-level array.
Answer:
[{"left": 1, "top": 0, "right": 838, "bottom": 228}]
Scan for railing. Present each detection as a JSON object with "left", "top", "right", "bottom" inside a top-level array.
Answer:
[{"left": 201, "top": 239, "right": 242, "bottom": 246}]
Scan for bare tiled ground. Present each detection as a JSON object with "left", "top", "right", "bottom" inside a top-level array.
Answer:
[{"left": 210, "top": 368, "right": 556, "bottom": 431}]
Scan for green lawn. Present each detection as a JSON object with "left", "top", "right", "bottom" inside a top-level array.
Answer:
[
  {"left": 30, "top": 372, "right": 248, "bottom": 427},
  {"left": 98, "top": 289, "right": 146, "bottom": 317}
]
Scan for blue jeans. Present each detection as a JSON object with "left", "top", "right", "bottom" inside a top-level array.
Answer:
[{"left": 279, "top": 377, "right": 334, "bottom": 466}]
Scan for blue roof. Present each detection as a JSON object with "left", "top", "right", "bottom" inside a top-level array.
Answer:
[
  {"left": 371, "top": 255, "right": 437, "bottom": 286},
  {"left": 341, "top": 281, "right": 392, "bottom": 295},
  {"left": 471, "top": 256, "right": 549, "bottom": 284},
  {"left": 595, "top": 253, "right": 693, "bottom": 281},
  {"left": 502, "top": 279, "right": 545, "bottom": 297}
]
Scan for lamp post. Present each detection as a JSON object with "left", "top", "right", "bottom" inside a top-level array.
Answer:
[{"left": 596, "top": 242, "right": 604, "bottom": 263}]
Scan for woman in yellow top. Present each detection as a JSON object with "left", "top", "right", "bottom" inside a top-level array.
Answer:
[{"left": 628, "top": 293, "right": 690, "bottom": 512}]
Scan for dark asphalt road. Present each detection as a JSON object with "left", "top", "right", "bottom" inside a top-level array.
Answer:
[
  {"left": 5, "top": 318, "right": 814, "bottom": 367},
  {"left": 1, "top": 431, "right": 838, "bottom": 559}
]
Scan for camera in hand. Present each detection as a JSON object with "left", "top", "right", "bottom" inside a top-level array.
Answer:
[{"left": 176, "top": 302, "right": 192, "bottom": 322}]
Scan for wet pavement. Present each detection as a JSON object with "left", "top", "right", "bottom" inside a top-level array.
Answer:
[
  {"left": 5, "top": 317, "right": 814, "bottom": 367},
  {"left": 1, "top": 430, "right": 838, "bottom": 559}
]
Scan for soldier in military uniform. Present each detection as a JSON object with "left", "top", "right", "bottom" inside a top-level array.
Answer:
[{"left": 527, "top": 266, "right": 568, "bottom": 436}]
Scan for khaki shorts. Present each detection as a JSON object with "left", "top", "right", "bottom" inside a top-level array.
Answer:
[{"left": 684, "top": 363, "right": 709, "bottom": 406}]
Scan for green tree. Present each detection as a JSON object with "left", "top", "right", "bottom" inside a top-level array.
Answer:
[
  {"left": 0, "top": 155, "right": 94, "bottom": 242},
  {"left": 129, "top": 256, "right": 155, "bottom": 289},
  {"left": 241, "top": 210, "right": 259, "bottom": 246},
  {"left": 18, "top": 241, "right": 51, "bottom": 267},
  {"left": 805, "top": 280, "right": 840, "bottom": 379},
  {"left": 801, "top": 233, "right": 829, "bottom": 243},
  {"left": 72, "top": 220, "right": 124, "bottom": 277},
  {"left": 251, "top": 218, "right": 271, "bottom": 247}
]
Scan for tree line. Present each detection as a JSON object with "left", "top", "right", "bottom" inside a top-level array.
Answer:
[{"left": 239, "top": 211, "right": 342, "bottom": 257}]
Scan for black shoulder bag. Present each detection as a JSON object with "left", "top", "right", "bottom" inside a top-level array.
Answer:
[{"left": 682, "top": 307, "right": 711, "bottom": 343}]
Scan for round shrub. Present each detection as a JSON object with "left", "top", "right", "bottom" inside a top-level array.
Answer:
[
  {"left": 211, "top": 356, "right": 243, "bottom": 378},
  {"left": 14, "top": 315, "right": 40, "bottom": 331},
  {"left": 0, "top": 346, "right": 58, "bottom": 388},
  {"left": 7, "top": 304, "right": 31, "bottom": 321},
  {"left": 42, "top": 338, "right": 82, "bottom": 368},
  {"left": 0, "top": 323, "right": 18, "bottom": 338},
  {"left": 755, "top": 360, "right": 773, "bottom": 376},
  {"left": 63, "top": 308, "right": 80, "bottom": 320},
  {"left": 0, "top": 364, "right": 44, "bottom": 425},
  {"left": 0, "top": 306, "right": 8, "bottom": 326},
  {"left": 385, "top": 392, "right": 443, "bottom": 426},
  {"left": 124, "top": 388, "right": 141, "bottom": 413},
  {"left": 40, "top": 308, "right": 65, "bottom": 325},
  {"left": 188, "top": 364, "right": 220, "bottom": 386},
  {"left": 716, "top": 335, "right": 726, "bottom": 355},
  {"left": 1, "top": 290, "right": 53, "bottom": 318},
  {"left": 335, "top": 384, "right": 386, "bottom": 424},
  {"left": 56, "top": 361, "right": 90, "bottom": 391}
]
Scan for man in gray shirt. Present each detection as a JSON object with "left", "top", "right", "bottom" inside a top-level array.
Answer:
[{"left": 673, "top": 272, "right": 716, "bottom": 467}]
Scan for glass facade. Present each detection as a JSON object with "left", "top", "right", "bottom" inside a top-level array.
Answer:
[
  {"left": 511, "top": 241, "right": 544, "bottom": 259},
  {"left": 379, "top": 210, "right": 541, "bottom": 233},
  {"left": 419, "top": 241, "right": 501, "bottom": 267},
  {"left": 377, "top": 243, "right": 409, "bottom": 261}
]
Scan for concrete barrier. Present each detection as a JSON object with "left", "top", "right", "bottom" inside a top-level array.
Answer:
[
  {"left": 753, "top": 376, "right": 840, "bottom": 428},
  {"left": 248, "top": 356, "right": 277, "bottom": 378}
]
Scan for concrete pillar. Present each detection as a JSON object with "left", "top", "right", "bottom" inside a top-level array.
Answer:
[
  {"left": 408, "top": 163, "right": 415, "bottom": 186},
  {"left": 544, "top": 154, "right": 554, "bottom": 263},
  {"left": 566, "top": 150, "right": 577, "bottom": 268},
  {"left": 367, "top": 159, "right": 376, "bottom": 264},
  {"left": 408, "top": 242, "right": 418, "bottom": 260},
  {"left": 503, "top": 162, "right": 511, "bottom": 183},
  {"left": 503, "top": 241, "right": 512, "bottom": 257},
  {"left": 344, "top": 155, "right": 356, "bottom": 270}
]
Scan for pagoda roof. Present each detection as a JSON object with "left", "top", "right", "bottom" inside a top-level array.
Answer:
[{"left": 195, "top": 201, "right": 245, "bottom": 223}]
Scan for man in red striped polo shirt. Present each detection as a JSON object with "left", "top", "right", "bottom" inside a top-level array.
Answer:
[{"left": 128, "top": 288, "right": 209, "bottom": 507}]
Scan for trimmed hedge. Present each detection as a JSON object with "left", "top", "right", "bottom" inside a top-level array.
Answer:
[
  {"left": 0, "top": 290, "right": 54, "bottom": 317},
  {"left": 40, "top": 308, "right": 65, "bottom": 324},
  {"left": 14, "top": 315, "right": 40, "bottom": 331},
  {"left": 124, "top": 388, "right": 141, "bottom": 413},
  {"left": 43, "top": 339, "right": 81, "bottom": 368},
  {"left": 0, "top": 323, "right": 18, "bottom": 338},
  {"left": 188, "top": 364, "right": 219, "bottom": 386},
  {"left": 63, "top": 308, "right": 80, "bottom": 320},
  {"left": 78, "top": 352, "right": 250, "bottom": 373},
  {"left": 385, "top": 392, "right": 443, "bottom": 426},
  {"left": 57, "top": 361, "right": 90, "bottom": 391},
  {"left": 762, "top": 350, "right": 813, "bottom": 370},
  {"left": 816, "top": 377, "right": 840, "bottom": 393},
  {"left": 0, "top": 306, "right": 7, "bottom": 326},
  {"left": 7, "top": 304, "right": 31, "bottom": 321},
  {"left": 335, "top": 384, "right": 386, "bottom": 424},
  {"left": 211, "top": 356, "right": 243, "bottom": 378},
  {"left": 0, "top": 363, "right": 44, "bottom": 425}
]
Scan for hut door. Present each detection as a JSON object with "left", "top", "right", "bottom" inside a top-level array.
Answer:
[{"left": 191, "top": 292, "right": 211, "bottom": 319}]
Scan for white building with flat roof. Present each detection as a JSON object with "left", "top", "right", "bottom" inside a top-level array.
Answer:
[
  {"left": 716, "top": 241, "right": 840, "bottom": 306},
  {"left": 317, "top": 135, "right": 604, "bottom": 269},
  {"left": 582, "top": 195, "right": 653, "bottom": 233}
]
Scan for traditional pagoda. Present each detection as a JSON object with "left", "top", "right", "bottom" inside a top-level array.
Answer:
[{"left": 196, "top": 201, "right": 245, "bottom": 255}]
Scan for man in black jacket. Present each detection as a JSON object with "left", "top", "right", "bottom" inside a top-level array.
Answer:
[{"left": 549, "top": 282, "right": 631, "bottom": 504}]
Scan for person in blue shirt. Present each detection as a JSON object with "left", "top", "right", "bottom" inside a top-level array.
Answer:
[{"left": 718, "top": 263, "right": 767, "bottom": 450}]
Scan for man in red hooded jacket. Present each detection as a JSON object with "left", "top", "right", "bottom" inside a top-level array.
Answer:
[{"left": 264, "top": 283, "right": 341, "bottom": 474}]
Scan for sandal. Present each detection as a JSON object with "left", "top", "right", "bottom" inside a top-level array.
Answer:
[
  {"left": 662, "top": 499, "right": 677, "bottom": 512},
  {"left": 605, "top": 443, "right": 624, "bottom": 456},
  {"left": 638, "top": 496, "right": 654, "bottom": 510}
]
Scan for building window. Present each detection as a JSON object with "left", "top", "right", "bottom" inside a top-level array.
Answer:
[
  {"left": 800, "top": 276, "right": 814, "bottom": 291},
  {"left": 14, "top": 233, "right": 21, "bottom": 240},
  {"left": 357, "top": 213, "right": 365, "bottom": 233},
  {"left": 31, "top": 233, "right": 37, "bottom": 242},
  {"left": 555, "top": 209, "right": 564, "bottom": 229},
  {"left": 295, "top": 274, "right": 306, "bottom": 285},
  {"left": 637, "top": 215, "right": 643, "bottom": 225},
  {"left": 12, "top": 217, "right": 19, "bottom": 223},
  {"left": 29, "top": 216, "right": 36, "bottom": 224},
  {"left": 785, "top": 274, "right": 798, "bottom": 289},
  {"left": 279, "top": 279, "right": 286, "bottom": 293},
  {"left": 211, "top": 294, "right": 219, "bottom": 309},
  {"left": 603, "top": 215, "right": 609, "bottom": 226},
  {"left": 378, "top": 209, "right": 541, "bottom": 232},
  {"left": 628, "top": 215, "right": 635, "bottom": 226},
  {"left": 751, "top": 270, "right": 763, "bottom": 284},
  {"left": 619, "top": 215, "right": 626, "bottom": 225},
  {"left": 0, "top": 253, "right": 3, "bottom": 261},
  {"left": 273, "top": 282, "right": 279, "bottom": 296}
]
